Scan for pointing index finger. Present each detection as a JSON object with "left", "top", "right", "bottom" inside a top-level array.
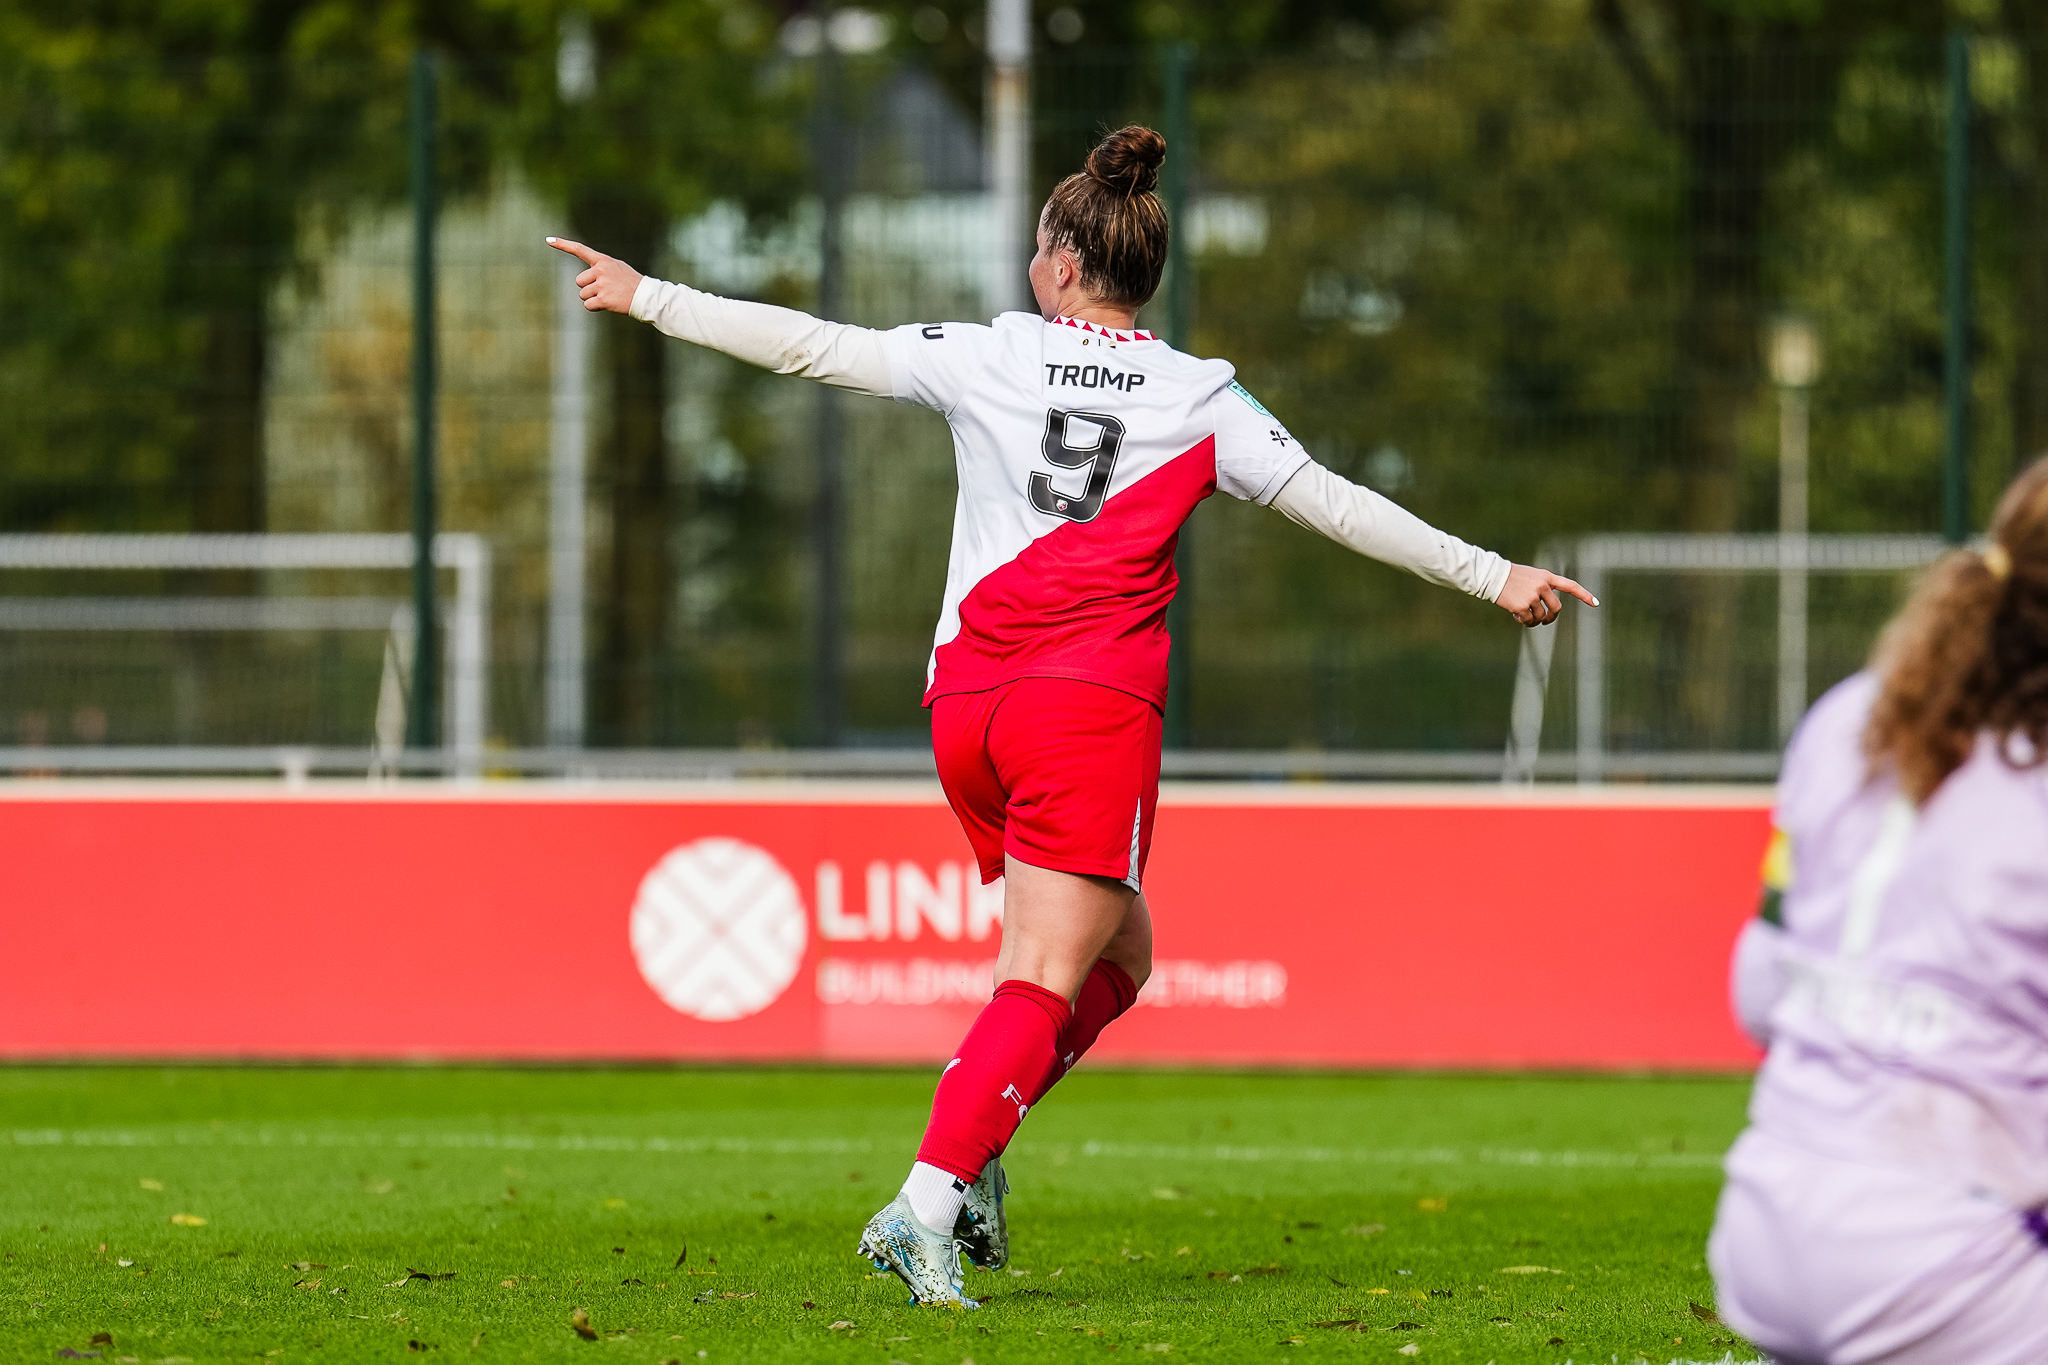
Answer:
[
  {"left": 1552, "top": 574, "right": 1600, "bottom": 609},
  {"left": 545, "top": 236, "right": 602, "bottom": 266}
]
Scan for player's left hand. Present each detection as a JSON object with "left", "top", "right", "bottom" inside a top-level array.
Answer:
[
  {"left": 1495, "top": 563, "right": 1598, "bottom": 628},
  {"left": 545, "top": 236, "right": 643, "bottom": 314}
]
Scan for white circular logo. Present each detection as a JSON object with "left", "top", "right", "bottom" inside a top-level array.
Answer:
[{"left": 629, "top": 838, "right": 809, "bottom": 1022}]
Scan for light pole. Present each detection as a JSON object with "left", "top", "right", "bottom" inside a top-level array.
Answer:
[
  {"left": 1767, "top": 314, "right": 1821, "bottom": 745},
  {"left": 986, "top": 0, "right": 1030, "bottom": 313}
]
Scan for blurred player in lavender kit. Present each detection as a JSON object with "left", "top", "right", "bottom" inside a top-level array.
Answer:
[
  {"left": 1713, "top": 458, "right": 2048, "bottom": 1363},
  {"left": 549, "top": 125, "right": 1595, "bottom": 1308}
]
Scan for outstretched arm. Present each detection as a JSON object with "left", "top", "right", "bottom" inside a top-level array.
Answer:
[
  {"left": 546, "top": 236, "right": 894, "bottom": 398},
  {"left": 1269, "top": 462, "right": 1596, "bottom": 628}
]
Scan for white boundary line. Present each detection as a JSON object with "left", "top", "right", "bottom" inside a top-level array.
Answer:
[{"left": 2, "top": 1124, "right": 1725, "bottom": 1170}]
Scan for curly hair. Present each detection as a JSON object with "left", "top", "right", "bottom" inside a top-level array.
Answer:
[
  {"left": 1039, "top": 125, "right": 1171, "bottom": 309},
  {"left": 1865, "top": 456, "right": 2048, "bottom": 801}
]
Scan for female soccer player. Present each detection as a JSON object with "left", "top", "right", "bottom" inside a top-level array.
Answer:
[
  {"left": 551, "top": 125, "right": 1593, "bottom": 1308},
  {"left": 1713, "top": 458, "right": 2048, "bottom": 1363}
]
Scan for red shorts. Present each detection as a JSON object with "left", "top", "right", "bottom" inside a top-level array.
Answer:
[{"left": 931, "top": 677, "right": 1162, "bottom": 890}]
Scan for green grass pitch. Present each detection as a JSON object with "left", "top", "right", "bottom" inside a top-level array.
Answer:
[{"left": 2, "top": 1066, "right": 1763, "bottom": 1364}]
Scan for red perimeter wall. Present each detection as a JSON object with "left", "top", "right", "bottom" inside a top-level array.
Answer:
[{"left": 0, "top": 784, "right": 1770, "bottom": 1069}]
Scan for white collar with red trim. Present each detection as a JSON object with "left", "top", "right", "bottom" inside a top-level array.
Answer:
[{"left": 1054, "top": 315, "right": 1156, "bottom": 343}]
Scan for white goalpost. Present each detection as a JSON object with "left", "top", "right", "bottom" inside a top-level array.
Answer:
[
  {"left": 0, "top": 533, "right": 491, "bottom": 776},
  {"left": 1504, "top": 532, "right": 1954, "bottom": 784}
]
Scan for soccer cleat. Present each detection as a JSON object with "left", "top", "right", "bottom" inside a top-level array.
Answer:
[
  {"left": 954, "top": 1156, "right": 1009, "bottom": 1271},
  {"left": 856, "top": 1192, "right": 980, "bottom": 1309}
]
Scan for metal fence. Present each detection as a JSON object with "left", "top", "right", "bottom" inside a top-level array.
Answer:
[{"left": 0, "top": 25, "right": 2028, "bottom": 778}]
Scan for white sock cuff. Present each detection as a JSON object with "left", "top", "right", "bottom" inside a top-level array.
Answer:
[{"left": 901, "top": 1160, "right": 969, "bottom": 1234}]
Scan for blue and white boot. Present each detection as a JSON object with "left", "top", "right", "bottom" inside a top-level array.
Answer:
[
  {"left": 857, "top": 1192, "right": 980, "bottom": 1309},
  {"left": 954, "top": 1157, "right": 1009, "bottom": 1271}
]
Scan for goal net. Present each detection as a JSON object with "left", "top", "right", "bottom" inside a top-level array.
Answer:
[
  {"left": 1505, "top": 533, "right": 1955, "bottom": 783},
  {"left": 0, "top": 534, "right": 491, "bottom": 775}
]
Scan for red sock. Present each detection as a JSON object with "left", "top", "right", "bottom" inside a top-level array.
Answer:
[
  {"left": 1031, "top": 959, "right": 1138, "bottom": 1105},
  {"left": 915, "top": 979, "right": 1071, "bottom": 1181}
]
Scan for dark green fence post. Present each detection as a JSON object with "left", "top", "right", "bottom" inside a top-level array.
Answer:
[
  {"left": 1161, "top": 40, "right": 1195, "bottom": 749},
  {"left": 811, "top": 23, "right": 845, "bottom": 748},
  {"left": 1943, "top": 30, "right": 1972, "bottom": 545},
  {"left": 408, "top": 49, "right": 441, "bottom": 749}
]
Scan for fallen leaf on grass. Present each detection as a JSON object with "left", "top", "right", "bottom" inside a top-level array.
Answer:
[
  {"left": 1312, "top": 1320, "right": 1361, "bottom": 1330},
  {"left": 621, "top": 1278, "right": 644, "bottom": 1286},
  {"left": 570, "top": 1308, "right": 597, "bottom": 1341},
  {"left": 292, "top": 1261, "right": 327, "bottom": 1272},
  {"left": 1276, "top": 1336, "right": 1305, "bottom": 1346},
  {"left": 1689, "top": 1301, "right": 1722, "bottom": 1324},
  {"left": 1397, "top": 1346, "right": 1421, "bottom": 1357},
  {"left": 721, "top": 1292, "right": 755, "bottom": 1300},
  {"left": 384, "top": 1268, "right": 456, "bottom": 1287},
  {"left": 692, "top": 1293, "right": 715, "bottom": 1305},
  {"left": 1547, "top": 1337, "right": 1565, "bottom": 1346},
  {"left": 801, "top": 1300, "right": 815, "bottom": 1309},
  {"left": 292, "top": 1279, "right": 321, "bottom": 1291},
  {"left": 1497, "top": 1266, "right": 1562, "bottom": 1275},
  {"left": 168, "top": 1214, "right": 205, "bottom": 1227},
  {"left": 673, "top": 1248, "right": 688, "bottom": 1267},
  {"left": 1367, "top": 1288, "right": 1390, "bottom": 1295},
  {"left": 827, "top": 1321, "right": 854, "bottom": 1331},
  {"left": 116, "top": 1260, "right": 133, "bottom": 1268}
]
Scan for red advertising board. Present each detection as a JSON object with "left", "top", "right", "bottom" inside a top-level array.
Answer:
[{"left": 0, "top": 783, "right": 1771, "bottom": 1068}]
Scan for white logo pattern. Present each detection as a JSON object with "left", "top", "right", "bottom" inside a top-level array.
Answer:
[{"left": 629, "top": 838, "right": 809, "bottom": 1022}]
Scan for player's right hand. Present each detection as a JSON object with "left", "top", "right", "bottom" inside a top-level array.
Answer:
[
  {"left": 1495, "top": 563, "right": 1598, "bottom": 627},
  {"left": 546, "top": 237, "right": 644, "bottom": 314}
]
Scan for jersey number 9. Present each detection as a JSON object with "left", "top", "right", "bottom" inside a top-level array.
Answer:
[{"left": 1030, "top": 409, "right": 1125, "bottom": 524}]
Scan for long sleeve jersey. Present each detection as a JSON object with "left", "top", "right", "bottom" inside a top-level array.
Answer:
[
  {"left": 1735, "top": 672, "right": 2048, "bottom": 1210},
  {"left": 629, "top": 277, "right": 1512, "bottom": 706}
]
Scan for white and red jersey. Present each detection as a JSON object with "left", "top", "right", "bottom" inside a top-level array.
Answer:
[{"left": 882, "top": 312, "right": 1309, "bottom": 709}]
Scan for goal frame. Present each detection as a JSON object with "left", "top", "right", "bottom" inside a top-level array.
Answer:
[
  {"left": 1504, "top": 532, "right": 1954, "bottom": 785},
  {"left": 0, "top": 533, "right": 491, "bottom": 773}
]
